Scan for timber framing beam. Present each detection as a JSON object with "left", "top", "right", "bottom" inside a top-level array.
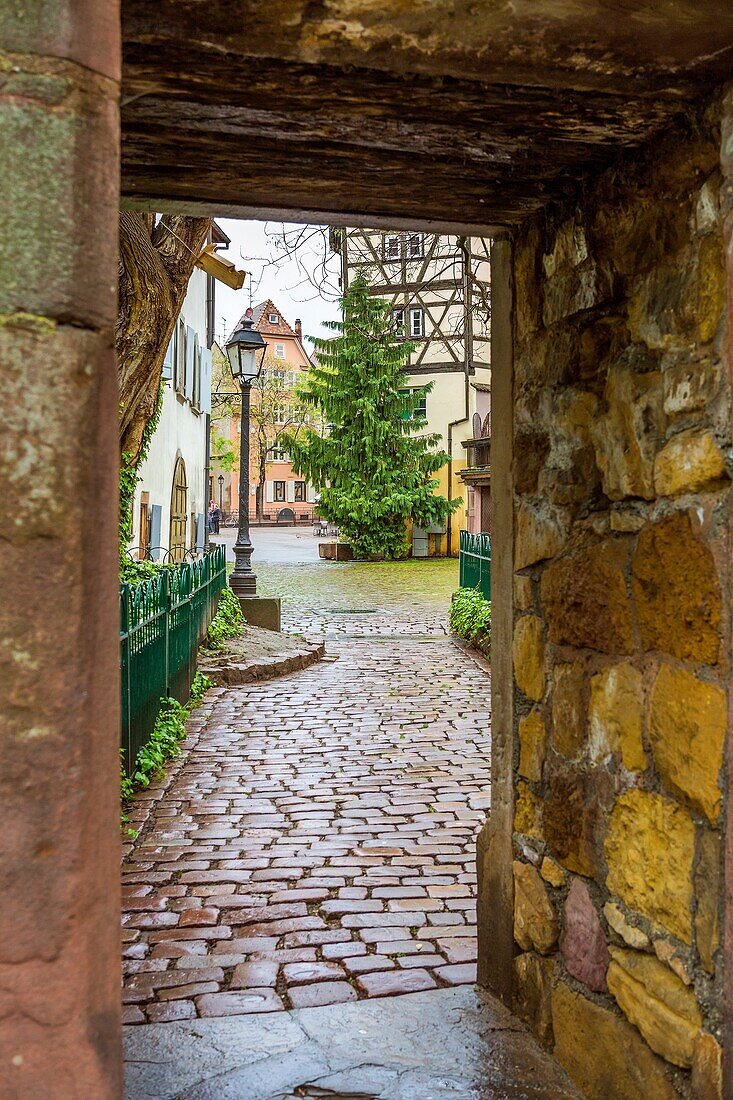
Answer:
[{"left": 120, "top": 4, "right": 733, "bottom": 227}]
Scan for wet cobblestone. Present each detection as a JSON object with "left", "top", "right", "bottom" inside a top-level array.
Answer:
[
  {"left": 257, "top": 558, "right": 456, "bottom": 636},
  {"left": 121, "top": 559, "right": 491, "bottom": 1021}
]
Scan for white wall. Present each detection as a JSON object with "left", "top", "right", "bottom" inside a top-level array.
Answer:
[{"left": 131, "top": 267, "right": 212, "bottom": 558}]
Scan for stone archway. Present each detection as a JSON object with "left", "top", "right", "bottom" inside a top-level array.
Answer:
[{"left": 3, "top": 3, "right": 733, "bottom": 1098}]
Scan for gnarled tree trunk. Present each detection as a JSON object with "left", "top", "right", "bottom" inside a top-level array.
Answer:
[{"left": 117, "top": 212, "right": 212, "bottom": 464}]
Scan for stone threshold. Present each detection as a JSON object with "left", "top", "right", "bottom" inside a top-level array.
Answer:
[{"left": 123, "top": 985, "right": 581, "bottom": 1099}]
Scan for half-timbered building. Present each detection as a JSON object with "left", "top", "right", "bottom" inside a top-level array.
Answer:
[{"left": 333, "top": 229, "right": 491, "bottom": 552}]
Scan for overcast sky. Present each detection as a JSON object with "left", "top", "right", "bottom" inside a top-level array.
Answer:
[{"left": 213, "top": 220, "right": 342, "bottom": 348}]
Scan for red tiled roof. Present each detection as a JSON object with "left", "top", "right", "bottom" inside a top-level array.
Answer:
[{"left": 233, "top": 299, "right": 297, "bottom": 338}]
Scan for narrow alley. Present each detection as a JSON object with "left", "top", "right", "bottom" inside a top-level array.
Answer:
[
  {"left": 122, "top": 553, "right": 581, "bottom": 1097},
  {"left": 121, "top": 559, "right": 491, "bottom": 1020}
]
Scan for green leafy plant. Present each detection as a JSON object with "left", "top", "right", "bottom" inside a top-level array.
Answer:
[
  {"left": 119, "top": 557, "right": 176, "bottom": 585},
  {"left": 120, "top": 672, "right": 213, "bottom": 807},
  {"left": 282, "top": 272, "right": 458, "bottom": 560},
  {"left": 450, "top": 586, "right": 491, "bottom": 654},
  {"left": 189, "top": 670, "right": 213, "bottom": 705},
  {"left": 120, "top": 749, "right": 135, "bottom": 803},
  {"left": 205, "top": 585, "right": 245, "bottom": 649}
]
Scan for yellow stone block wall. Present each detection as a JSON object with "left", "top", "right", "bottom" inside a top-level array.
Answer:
[{"left": 509, "top": 87, "right": 731, "bottom": 1099}]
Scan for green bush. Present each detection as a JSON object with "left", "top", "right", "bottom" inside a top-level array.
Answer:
[
  {"left": 450, "top": 586, "right": 491, "bottom": 653},
  {"left": 205, "top": 585, "right": 245, "bottom": 649},
  {"left": 119, "top": 557, "right": 173, "bottom": 585}
]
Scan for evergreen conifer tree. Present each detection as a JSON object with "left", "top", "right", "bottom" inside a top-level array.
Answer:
[{"left": 283, "top": 272, "right": 458, "bottom": 559}]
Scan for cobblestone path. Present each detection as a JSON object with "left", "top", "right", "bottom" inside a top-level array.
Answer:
[{"left": 122, "top": 560, "right": 491, "bottom": 1023}]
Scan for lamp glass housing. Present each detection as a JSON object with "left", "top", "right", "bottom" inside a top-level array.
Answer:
[{"left": 226, "top": 317, "right": 266, "bottom": 381}]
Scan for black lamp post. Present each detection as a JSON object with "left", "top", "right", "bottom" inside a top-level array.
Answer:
[
  {"left": 225, "top": 309, "right": 267, "bottom": 600},
  {"left": 217, "top": 473, "right": 224, "bottom": 511}
]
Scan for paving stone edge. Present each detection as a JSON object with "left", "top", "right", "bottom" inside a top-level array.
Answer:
[
  {"left": 449, "top": 635, "right": 492, "bottom": 678},
  {"left": 202, "top": 638, "right": 326, "bottom": 687}
]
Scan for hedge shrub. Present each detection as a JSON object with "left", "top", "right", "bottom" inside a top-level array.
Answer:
[{"left": 450, "top": 586, "right": 491, "bottom": 657}]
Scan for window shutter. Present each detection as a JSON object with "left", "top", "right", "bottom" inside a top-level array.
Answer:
[
  {"left": 286, "top": 481, "right": 295, "bottom": 503},
  {"left": 200, "top": 348, "right": 212, "bottom": 414},
  {"left": 176, "top": 320, "right": 186, "bottom": 392},
  {"left": 265, "top": 480, "right": 274, "bottom": 503},
  {"left": 149, "top": 505, "right": 162, "bottom": 559},
  {"left": 162, "top": 335, "right": 174, "bottom": 381},
  {"left": 307, "top": 483, "right": 317, "bottom": 503},
  {"left": 185, "top": 326, "right": 196, "bottom": 400}
]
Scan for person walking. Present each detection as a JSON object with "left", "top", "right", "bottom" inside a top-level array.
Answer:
[{"left": 209, "top": 500, "right": 221, "bottom": 535}]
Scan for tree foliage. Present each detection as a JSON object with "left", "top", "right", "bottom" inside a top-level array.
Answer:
[{"left": 283, "top": 273, "right": 458, "bottom": 559}]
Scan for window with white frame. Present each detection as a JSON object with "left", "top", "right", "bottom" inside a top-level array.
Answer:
[
  {"left": 269, "top": 312, "right": 278, "bottom": 324},
  {"left": 274, "top": 343, "right": 286, "bottom": 359},
  {"left": 273, "top": 403, "right": 286, "bottom": 424},
  {"left": 412, "top": 391, "right": 427, "bottom": 420},
  {"left": 294, "top": 481, "right": 306, "bottom": 502},
  {"left": 407, "top": 233, "right": 423, "bottom": 259},
  {"left": 270, "top": 446, "right": 289, "bottom": 462},
  {"left": 274, "top": 480, "right": 286, "bottom": 502},
  {"left": 271, "top": 367, "right": 286, "bottom": 385},
  {"left": 400, "top": 388, "right": 427, "bottom": 421},
  {"left": 385, "top": 235, "right": 401, "bottom": 262},
  {"left": 410, "top": 308, "right": 425, "bottom": 338},
  {"left": 392, "top": 308, "right": 406, "bottom": 338}
]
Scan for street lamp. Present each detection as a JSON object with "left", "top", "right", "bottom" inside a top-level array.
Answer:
[
  {"left": 225, "top": 309, "right": 267, "bottom": 600},
  {"left": 217, "top": 473, "right": 224, "bottom": 511}
]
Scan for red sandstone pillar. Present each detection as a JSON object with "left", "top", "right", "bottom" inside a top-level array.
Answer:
[{"left": 0, "top": 4, "right": 122, "bottom": 1097}]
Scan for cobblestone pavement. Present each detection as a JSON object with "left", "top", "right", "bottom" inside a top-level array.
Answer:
[
  {"left": 257, "top": 559, "right": 456, "bottom": 636},
  {"left": 122, "top": 559, "right": 492, "bottom": 1023}
]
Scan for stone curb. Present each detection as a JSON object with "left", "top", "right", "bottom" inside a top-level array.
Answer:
[
  {"left": 200, "top": 637, "right": 325, "bottom": 687},
  {"left": 450, "top": 634, "right": 492, "bottom": 677}
]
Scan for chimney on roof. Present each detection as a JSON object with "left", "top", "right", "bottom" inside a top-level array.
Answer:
[{"left": 295, "top": 319, "right": 302, "bottom": 339}]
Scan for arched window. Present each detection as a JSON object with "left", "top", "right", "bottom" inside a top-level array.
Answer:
[{"left": 169, "top": 456, "right": 188, "bottom": 563}]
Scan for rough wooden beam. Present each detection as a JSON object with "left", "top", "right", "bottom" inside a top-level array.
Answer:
[{"left": 120, "top": 2, "right": 733, "bottom": 224}]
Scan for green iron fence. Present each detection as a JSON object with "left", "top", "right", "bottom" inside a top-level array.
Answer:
[
  {"left": 120, "top": 545, "right": 227, "bottom": 772},
  {"left": 459, "top": 530, "right": 492, "bottom": 601}
]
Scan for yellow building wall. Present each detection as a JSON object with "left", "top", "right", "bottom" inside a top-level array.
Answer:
[{"left": 430, "top": 458, "right": 468, "bottom": 556}]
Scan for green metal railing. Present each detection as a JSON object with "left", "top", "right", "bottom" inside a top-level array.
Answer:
[
  {"left": 120, "top": 545, "right": 227, "bottom": 772},
  {"left": 459, "top": 530, "right": 492, "bottom": 601}
]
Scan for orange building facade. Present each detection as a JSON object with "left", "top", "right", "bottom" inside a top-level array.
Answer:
[{"left": 211, "top": 300, "right": 319, "bottom": 523}]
